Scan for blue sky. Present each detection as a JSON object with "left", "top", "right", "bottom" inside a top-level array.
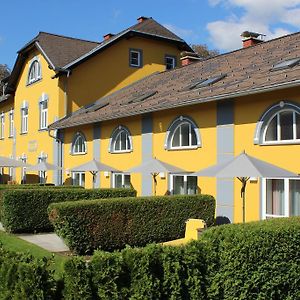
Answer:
[{"left": 2, "top": 0, "right": 300, "bottom": 68}]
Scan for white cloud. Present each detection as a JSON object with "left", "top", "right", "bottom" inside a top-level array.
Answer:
[
  {"left": 207, "top": 0, "right": 300, "bottom": 51},
  {"left": 163, "top": 23, "right": 197, "bottom": 40}
]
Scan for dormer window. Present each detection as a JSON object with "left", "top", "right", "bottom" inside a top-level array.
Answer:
[
  {"left": 129, "top": 49, "right": 142, "bottom": 68},
  {"left": 27, "top": 58, "right": 41, "bottom": 85},
  {"left": 165, "top": 55, "right": 176, "bottom": 70}
]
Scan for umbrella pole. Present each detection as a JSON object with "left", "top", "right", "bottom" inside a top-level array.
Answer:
[{"left": 238, "top": 177, "right": 249, "bottom": 223}]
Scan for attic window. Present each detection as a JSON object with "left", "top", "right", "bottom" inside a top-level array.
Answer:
[
  {"left": 126, "top": 91, "right": 157, "bottom": 104},
  {"left": 84, "top": 100, "right": 109, "bottom": 113},
  {"left": 271, "top": 58, "right": 300, "bottom": 71},
  {"left": 182, "top": 74, "right": 227, "bottom": 91}
]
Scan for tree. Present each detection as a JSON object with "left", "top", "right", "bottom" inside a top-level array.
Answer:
[
  {"left": 190, "top": 44, "right": 219, "bottom": 59},
  {"left": 0, "top": 64, "right": 10, "bottom": 97}
]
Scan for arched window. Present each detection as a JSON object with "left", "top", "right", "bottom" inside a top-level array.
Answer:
[
  {"left": 27, "top": 58, "right": 41, "bottom": 85},
  {"left": 254, "top": 101, "right": 300, "bottom": 145},
  {"left": 165, "top": 116, "right": 201, "bottom": 150},
  {"left": 71, "top": 132, "right": 87, "bottom": 154},
  {"left": 109, "top": 126, "right": 133, "bottom": 153}
]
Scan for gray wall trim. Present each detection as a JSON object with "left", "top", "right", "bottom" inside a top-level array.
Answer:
[
  {"left": 53, "top": 129, "right": 64, "bottom": 186},
  {"left": 216, "top": 100, "right": 234, "bottom": 223},
  {"left": 141, "top": 114, "right": 153, "bottom": 196},
  {"left": 93, "top": 124, "right": 101, "bottom": 187}
]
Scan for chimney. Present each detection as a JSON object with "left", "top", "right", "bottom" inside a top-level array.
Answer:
[
  {"left": 180, "top": 51, "right": 201, "bottom": 66},
  {"left": 137, "top": 16, "right": 149, "bottom": 23},
  {"left": 241, "top": 31, "right": 265, "bottom": 48},
  {"left": 103, "top": 33, "right": 115, "bottom": 41}
]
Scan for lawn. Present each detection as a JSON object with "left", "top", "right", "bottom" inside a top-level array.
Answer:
[{"left": 0, "top": 231, "right": 69, "bottom": 278}]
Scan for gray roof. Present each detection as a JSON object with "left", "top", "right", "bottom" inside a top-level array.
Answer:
[
  {"left": 27, "top": 161, "right": 62, "bottom": 171},
  {"left": 0, "top": 156, "right": 30, "bottom": 168},
  {"left": 49, "top": 30, "right": 300, "bottom": 130}
]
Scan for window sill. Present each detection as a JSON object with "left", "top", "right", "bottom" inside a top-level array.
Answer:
[
  {"left": 260, "top": 140, "right": 300, "bottom": 146},
  {"left": 38, "top": 128, "right": 48, "bottom": 132},
  {"left": 26, "top": 78, "right": 42, "bottom": 87},
  {"left": 8, "top": 135, "right": 14, "bottom": 139},
  {"left": 166, "top": 145, "right": 201, "bottom": 151},
  {"left": 0, "top": 138, "right": 4, "bottom": 140},
  {"left": 129, "top": 64, "right": 142, "bottom": 68},
  {"left": 110, "top": 149, "right": 133, "bottom": 154},
  {"left": 20, "top": 132, "right": 28, "bottom": 135},
  {"left": 70, "top": 152, "right": 87, "bottom": 156}
]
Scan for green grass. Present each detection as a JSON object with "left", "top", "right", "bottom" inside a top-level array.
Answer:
[{"left": 0, "top": 231, "right": 69, "bottom": 278}]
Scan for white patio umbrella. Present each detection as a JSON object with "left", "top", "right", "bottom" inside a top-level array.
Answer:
[
  {"left": 192, "top": 152, "right": 298, "bottom": 223},
  {"left": 126, "top": 157, "right": 186, "bottom": 195},
  {"left": 0, "top": 156, "right": 31, "bottom": 167},
  {"left": 70, "top": 159, "right": 120, "bottom": 188},
  {"left": 27, "top": 162, "right": 63, "bottom": 184}
]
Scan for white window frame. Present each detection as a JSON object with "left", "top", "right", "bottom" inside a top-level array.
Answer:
[
  {"left": 9, "top": 109, "right": 14, "bottom": 138},
  {"left": 169, "top": 173, "right": 198, "bottom": 195},
  {"left": 262, "top": 109, "right": 300, "bottom": 145},
  {"left": 72, "top": 172, "right": 85, "bottom": 187},
  {"left": 20, "top": 154, "right": 27, "bottom": 184},
  {"left": 129, "top": 49, "right": 142, "bottom": 68},
  {"left": 71, "top": 132, "right": 87, "bottom": 155},
  {"left": 165, "top": 55, "right": 176, "bottom": 70},
  {"left": 27, "top": 58, "right": 42, "bottom": 85},
  {"left": 262, "top": 177, "right": 300, "bottom": 219},
  {"left": 0, "top": 112, "right": 4, "bottom": 139},
  {"left": 112, "top": 173, "right": 131, "bottom": 188},
  {"left": 38, "top": 153, "right": 47, "bottom": 184},
  {"left": 39, "top": 94, "right": 48, "bottom": 130},
  {"left": 21, "top": 103, "right": 28, "bottom": 134},
  {"left": 170, "top": 122, "right": 197, "bottom": 150},
  {"left": 109, "top": 126, "right": 133, "bottom": 153}
]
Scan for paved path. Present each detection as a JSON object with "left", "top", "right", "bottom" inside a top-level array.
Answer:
[{"left": 0, "top": 223, "right": 69, "bottom": 253}]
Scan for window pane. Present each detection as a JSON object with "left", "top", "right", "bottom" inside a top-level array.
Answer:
[
  {"left": 296, "top": 113, "right": 300, "bottom": 139},
  {"left": 266, "top": 179, "right": 284, "bottom": 215},
  {"left": 187, "top": 176, "right": 197, "bottom": 194},
  {"left": 191, "top": 129, "right": 197, "bottom": 145},
  {"left": 265, "top": 115, "right": 277, "bottom": 141},
  {"left": 115, "top": 174, "right": 122, "bottom": 188},
  {"left": 173, "top": 175, "right": 184, "bottom": 195},
  {"left": 181, "top": 123, "right": 190, "bottom": 146},
  {"left": 115, "top": 134, "right": 121, "bottom": 151},
  {"left": 171, "top": 127, "right": 180, "bottom": 147},
  {"left": 120, "top": 131, "right": 126, "bottom": 150},
  {"left": 290, "top": 180, "right": 300, "bottom": 216},
  {"left": 124, "top": 175, "right": 131, "bottom": 188},
  {"left": 280, "top": 111, "right": 293, "bottom": 140}
]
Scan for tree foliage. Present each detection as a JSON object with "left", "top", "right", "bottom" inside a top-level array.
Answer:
[
  {"left": 0, "top": 64, "right": 10, "bottom": 96},
  {"left": 190, "top": 44, "right": 219, "bottom": 59}
]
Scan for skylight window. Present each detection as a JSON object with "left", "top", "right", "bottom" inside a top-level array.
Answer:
[
  {"left": 182, "top": 74, "right": 227, "bottom": 91},
  {"left": 126, "top": 91, "right": 157, "bottom": 104},
  {"left": 84, "top": 100, "right": 109, "bottom": 113},
  {"left": 271, "top": 58, "right": 300, "bottom": 71}
]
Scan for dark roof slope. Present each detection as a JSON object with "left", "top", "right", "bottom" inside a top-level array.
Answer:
[
  {"left": 50, "top": 31, "right": 300, "bottom": 130},
  {"left": 63, "top": 17, "right": 191, "bottom": 69}
]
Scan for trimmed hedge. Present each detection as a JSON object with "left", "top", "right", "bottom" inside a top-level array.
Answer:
[
  {"left": 63, "top": 243, "right": 207, "bottom": 300},
  {"left": 62, "top": 217, "right": 300, "bottom": 300},
  {"left": 0, "top": 246, "right": 57, "bottom": 299},
  {"left": 2, "top": 188, "right": 136, "bottom": 233},
  {"left": 49, "top": 194, "right": 215, "bottom": 254},
  {"left": 201, "top": 217, "right": 300, "bottom": 300}
]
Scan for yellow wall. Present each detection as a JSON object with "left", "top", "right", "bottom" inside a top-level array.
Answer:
[
  {"left": 234, "top": 87, "right": 300, "bottom": 223},
  {"left": 9, "top": 50, "right": 60, "bottom": 183},
  {"left": 66, "top": 37, "right": 181, "bottom": 113}
]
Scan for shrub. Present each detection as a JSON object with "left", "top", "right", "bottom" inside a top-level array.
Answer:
[
  {"left": 63, "top": 242, "right": 207, "bottom": 300},
  {"left": 49, "top": 194, "right": 215, "bottom": 254},
  {"left": 0, "top": 246, "right": 57, "bottom": 299},
  {"left": 201, "top": 217, "right": 300, "bottom": 300},
  {"left": 2, "top": 188, "right": 136, "bottom": 233}
]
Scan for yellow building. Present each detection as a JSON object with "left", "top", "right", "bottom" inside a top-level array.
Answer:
[
  {"left": 50, "top": 31, "right": 300, "bottom": 223},
  {"left": 0, "top": 16, "right": 191, "bottom": 185}
]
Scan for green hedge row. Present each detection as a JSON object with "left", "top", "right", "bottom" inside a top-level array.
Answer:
[
  {"left": 63, "top": 217, "right": 300, "bottom": 300},
  {"left": 49, "top": 194, "right": 215, "bottom": 254},
  {"left": 0, "top": 246, "right": 57, "bottom": 299},
  {"left": 2, "top": 188, "right": 136, "bottom": 233},
  {"left": 63, "top": 243, "right": 207, "bottom": 300},
  {"left": 201, "top": 216, "right": 300, "bottom": 299}
]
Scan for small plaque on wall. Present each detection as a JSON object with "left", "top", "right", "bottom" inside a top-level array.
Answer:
[{"left": 28, "top": 140, "right": 38, "bottom": 152}]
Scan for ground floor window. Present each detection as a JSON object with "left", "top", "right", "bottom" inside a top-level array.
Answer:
[
  {"left": 170, "top": 174, "right": 197, "bottom": 195},
  {"left": 72, "top": 172, "right": 85, "bottom": 187},
  {"left": 112, "top": 173, "right": 131, "bottom": 188},
  {"left": 38, "top": 155, "right": 47, "bottom": 184},
  {"left": 263, "top": 178, "right": 300, "bottom": 218}
]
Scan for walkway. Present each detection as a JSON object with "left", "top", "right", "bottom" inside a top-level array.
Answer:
[{"left": 0, "top": 223, "right": 69, "bottom": 253}]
